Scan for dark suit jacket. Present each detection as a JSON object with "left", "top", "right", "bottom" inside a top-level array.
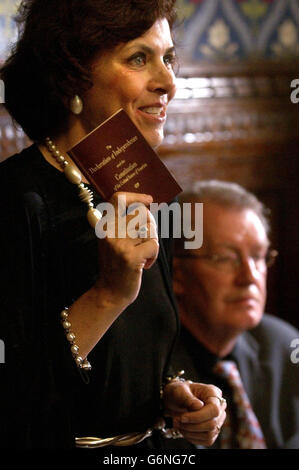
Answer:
[{"left": 171, "top": 314, "right": 299, "bottom": 449}]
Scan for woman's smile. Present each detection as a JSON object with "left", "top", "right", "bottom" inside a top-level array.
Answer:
[{"left": 79, "top": 18, "right": 176, "bottom": 149}]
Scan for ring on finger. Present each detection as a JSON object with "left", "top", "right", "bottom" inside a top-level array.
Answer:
[
  {"left": 216, "top": 425, "right": 221, "bottom": 432},
  {"left": 210, "top": 396, "right": 226, "bottom": 406}
]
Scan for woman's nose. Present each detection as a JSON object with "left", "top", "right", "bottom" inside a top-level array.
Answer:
[{"left": 149, "top": 61, "right": 177, "bottom": 98}]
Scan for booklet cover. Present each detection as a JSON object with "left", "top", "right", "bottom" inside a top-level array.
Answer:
[{"left": 68, "top": 109, "right": 182, "bottom": 204}]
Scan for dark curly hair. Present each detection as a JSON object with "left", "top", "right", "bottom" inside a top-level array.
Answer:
[{"left": 0, "top": 0, "right": 177, "bottom": 141}]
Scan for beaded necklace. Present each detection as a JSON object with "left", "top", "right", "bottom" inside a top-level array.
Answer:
[{"left": 44, "top": 137, "right": 102, "bottom": 228}]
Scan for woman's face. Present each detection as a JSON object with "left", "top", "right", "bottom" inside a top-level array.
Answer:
[{"left": 79, "top": 18, "right": 177, "bottom": 148}]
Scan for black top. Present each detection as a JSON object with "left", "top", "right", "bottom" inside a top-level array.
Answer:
[{"left": 0, "top": 145, "right": 180, "bottom": 448}]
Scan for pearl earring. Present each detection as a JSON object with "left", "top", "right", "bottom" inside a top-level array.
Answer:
[{"left": 70, "top": 95, "right": 83, "bottom": 115}]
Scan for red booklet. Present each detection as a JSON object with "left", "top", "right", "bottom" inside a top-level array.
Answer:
[{"left": 68, "top": 109, "right": 182, "bottom": 204}]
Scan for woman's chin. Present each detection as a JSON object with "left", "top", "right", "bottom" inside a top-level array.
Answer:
[{"left": 144, "top": 131, "right": 164, "bottom": 149}]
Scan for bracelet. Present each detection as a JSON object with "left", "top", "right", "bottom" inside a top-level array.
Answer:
[
  {"left": 61, "top": 307, "right": 92, "bottom": 371},
  {"left": 160, "top": 370, "right": 186, "bottom": 399},
  {"left": 158, "top": 371, "right": 186, "bottom": 440},
  {"left": 165, "top": 369, "right": 186, "bottom": 384}
]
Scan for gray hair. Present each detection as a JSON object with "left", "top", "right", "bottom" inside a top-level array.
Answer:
[{"left": 179, "top": 180, "right": 270, "bottom": 235}]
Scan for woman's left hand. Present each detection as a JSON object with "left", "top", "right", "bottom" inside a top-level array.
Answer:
[{"left": 162, "top": 380, "right": 227, "bottom": 446}]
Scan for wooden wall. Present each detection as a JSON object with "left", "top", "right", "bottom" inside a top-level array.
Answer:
[{"left": 159, "top": 60, "right": 299, "bottom": 329}]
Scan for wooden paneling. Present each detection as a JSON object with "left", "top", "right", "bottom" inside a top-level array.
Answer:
[{"left": 159, "top": 60, "right": 299, "bottom": 329}]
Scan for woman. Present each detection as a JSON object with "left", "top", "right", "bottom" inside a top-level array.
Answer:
[{"left": 0, "top": 0, "right": 226, "bottom": 449}]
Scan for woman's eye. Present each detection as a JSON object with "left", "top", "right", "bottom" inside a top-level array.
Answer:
[
  {"left": 164, "top": 53, "right": 176, "bottom": 68},
  {"left": 128, "top": 53, "right": 146, "bottom": 67}
]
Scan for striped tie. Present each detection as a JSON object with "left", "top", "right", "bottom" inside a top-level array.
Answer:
[{"left": 213, "top": 360, "right": 267, "bottom": 449}]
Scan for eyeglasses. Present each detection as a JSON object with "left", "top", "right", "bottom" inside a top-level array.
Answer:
[{"left": 175, "top": 249, "right": 278, "bottom": 273}]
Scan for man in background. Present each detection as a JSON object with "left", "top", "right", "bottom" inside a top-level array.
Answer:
[{"left": 172, "top": 180, "right": 299, "bottom": 449}]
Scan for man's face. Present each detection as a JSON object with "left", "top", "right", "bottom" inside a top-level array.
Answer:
[{"left": 174, "top": 203, "right": 269, "bottom": 337}]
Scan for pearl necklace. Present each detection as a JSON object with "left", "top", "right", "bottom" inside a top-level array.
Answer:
[{"left": 44, "top": 137, "right": 102, "bottom": 227}]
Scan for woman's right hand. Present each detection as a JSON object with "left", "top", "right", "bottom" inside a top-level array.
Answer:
[
  {"left": 65, "top": 192, "right": 159, "bottom": 359},
  {"left": 95, "top": 191, "right": 159, "bottom": 308}
]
